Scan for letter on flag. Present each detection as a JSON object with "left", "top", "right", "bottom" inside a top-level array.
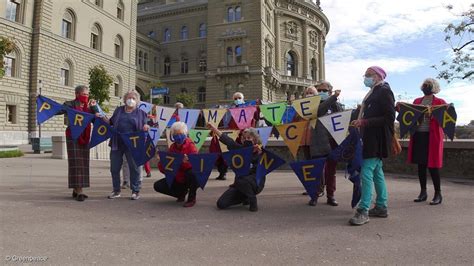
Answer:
[
  {"left": 292, "top": 96, "right": 321, "bottom": 128},
  {"left": 202, "top": 108, "right": 227, "bottom": 128},
  {"left": 36, "top": 95, "right": 64, "bottom": 124},
  {"left": 256, "top": 149, "right": 286, "bottom": 185},
  {"left": 89, "top": 118, "right": 115, "bottom": 148},
  {"left": 290, "top": 158, "right": 326, "bottom": 201},
  {"left": 319, "top": 110, "right": 352, "bottom": 145},
  {"left": 66, "top": 108, "right": 95, "bottom": 141},
  {"left": 256, "top": 126, "right": 273, "bottom": 147},
  {"left": 138, "top": 101, "right": 153, "bottom": 114},
  {"left": 259, "top": 102, "right": 286, "bottom": 125},
  {"left": 188, "top": 153, "right": 219, "bottom": 189},
  {"left": 221, "top": 146, "right": 254, "bottom": 177},
  {"left": 431, "top": 104, "right": 457, "bottom": 140},
  {"left": 396, "top": 103, "right": 427, "bottom": 138},
  {"left": 229, "top": 106, "right": 257, "bottom": 129},
  {"left": 148, "top": 127, "right": 160, "bottom": 146},
  {"left": 120, "top": 131, "right": 148, "bottom": 166},
  {"left": 158, "top": 151, "right": 184, "bottom": 187},
  {"left": 153, "top": 106, "right": 175, "bottom": 139},
  {"left": 178, "top": 109, "right": 201, "bottom": 129},
  {"left": 275, "top": 121, "right": 308, "bottom": 159},
  {"left": 189, "top": 129, "right": 210, "bottom": 151}
]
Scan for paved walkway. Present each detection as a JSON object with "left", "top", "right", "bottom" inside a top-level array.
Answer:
[{"left": 1, "top": 152, "right": 473, "bottom": 265}]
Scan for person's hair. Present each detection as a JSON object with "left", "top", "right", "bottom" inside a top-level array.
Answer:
[
  {"left": 75, "top": 85, "right": 88, "bottom": 94},
  {"left": 303, "top": 86, "right": 318, "bottom": 96},
  {"left": 123, "top": 90, "right": 141, "bottom": 104},
  {"left": 233, "top": 92, "right": 244, "bottom": 101},
  {"left": 175, "top": 102, "right": 184, "bottom": 109},
  {"left": 422, "top": 78, "right": 441, "bottom": 94},
  {"left": 242, "top": 127, "right": 262, "bottom": 145},
  {"left": 317, "top": 80, "right": 333, "bottom": 91},
  {"left": 170, "top": 121, "right": 188, "bottom": 136}
]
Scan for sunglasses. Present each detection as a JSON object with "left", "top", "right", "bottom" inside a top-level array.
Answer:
[{"left": 317, "top": 89, "right": 328, "bottom": 92}]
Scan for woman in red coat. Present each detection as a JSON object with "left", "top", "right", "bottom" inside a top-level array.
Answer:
[
  {"left": 407, "top": 78, "right": 446, "bottom": 205},
  {"left": 154, "top": 121, "right": 199, "bottom": 207}
]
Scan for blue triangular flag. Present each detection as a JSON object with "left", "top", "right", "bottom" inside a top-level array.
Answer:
[
  {"left": 188, "top": 153, "right": 219, "bottom": 189},
  {"left": 136, "top": 133, "right": 156, "bottom": 166},
  {"left": 36, "top": 95, "right": 64, "bottom": 124},
  {"left": 66, "top": 108, "right": 95, "bottom": 141},
  {"left": 148, "top": 127, "right": 161, "bottom": 146},
  {"left": 281, "top": 105, "right": 296, "bottom": 124},
  {"left": 432, "top": 104, "right": 457, "bottom": 141},
  {"left": 120, "top": 131, "right": 147, "bottom": 166},
  {"left": 221, "top": 146, "right": 254, "bottom": 177},
  {"left": 178, "top": 109, "right": 201, "bottom": 129},
  {"left": 138, "top": 101, "right": 153, "bottom": 114},
  {"left": 158, "top": 151, "right": 184, "bottom": 187},
  {"left": 89, "top": 118, "right": 115, "bottom": 148},
  {"left": 256, "top": 149, "right": 286, "bottom": 185},
  {"left": 256, "top": 126, "right": 273, "bottom": 147},
  {"left": 290, "top": 158, "right": 326, "bottom": 201}
]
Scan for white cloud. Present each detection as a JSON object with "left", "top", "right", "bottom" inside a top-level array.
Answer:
[{"left": 437, "top": 82, "right": 474, "bottom": 125}]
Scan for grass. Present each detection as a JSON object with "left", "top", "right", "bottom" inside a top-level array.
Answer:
[{"left": 0, "top": 150, "right": 24, "bottom": 158}]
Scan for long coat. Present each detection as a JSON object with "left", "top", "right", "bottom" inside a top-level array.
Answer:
[{"left": 407, "top": 95, "right": 446, "bottom": 168}]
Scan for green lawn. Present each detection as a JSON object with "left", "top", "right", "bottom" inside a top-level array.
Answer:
[{"left": 0, "top": 150, "right": 24, "bottom": 158}]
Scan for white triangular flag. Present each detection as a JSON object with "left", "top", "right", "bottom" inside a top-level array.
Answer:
[
  {"left": 153, "top": 106, "right": 175, "bottom": 140},
  {"left": 318, "top": 110, "right": 352, "bottom": 145}
]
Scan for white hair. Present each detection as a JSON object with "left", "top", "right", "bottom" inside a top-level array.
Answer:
[
  {"left": 317, "top": 80, "right": 333, "bottom": 91},
  {"left": 170, "top": 121, "right": 188, "bottom": 136},
  {"left": 174, "top": 102, "right": 184, "bottom": 109},
  {"left": 233, "top": 92, "right": 244, "bottom": 100},
  {"left": 422, "top": 78, "right": 441, "bottom": 94},
  {"left": 304, "top": 86, "right": 318, "bottom": 96},
  {"left": 242, "top": 127, "right": 262, "bottom": 145},
  {"left": 123, "top": 90, "right": 140, "bottom": 103}
]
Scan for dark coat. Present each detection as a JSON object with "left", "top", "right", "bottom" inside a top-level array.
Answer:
[
  {"left": 309, "top": 95, "right": 339, "bottom": 158},
  {"left": 360, "top": 82, "right": 395, "bottom": 159}
]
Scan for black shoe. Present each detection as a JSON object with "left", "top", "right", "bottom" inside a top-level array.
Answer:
[
  {"left": 145, "top": 173, "right": 152, "bottom": 178},
  {"left": 72, "top": 190, "right": 78, "bottom": 198},
  {"left": 327, "top": 197, "right": 338, "bottom": 206},
  {"left": 249, "top": 198, "right": 258, "bottom": 212},
  {"left": 76, "top": 194, "right": 86, "bottom": 201},
  {"left": 414, "top": 189, "right": 427, "bottom": 202},
  {"left": 308, "top": 199, "right": 317, "bottom": 206},
  {"left": 302, "top": 191, "right": 308, "bottom": 196},
  {"left": 215, "top": 174, "right": 226, "bottom": 181},
  {"left": 430, "top": 191, "right": 442, "bottom": 205}
]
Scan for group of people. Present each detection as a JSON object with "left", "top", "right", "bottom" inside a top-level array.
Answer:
[{"left": 62, "top": 65, "right": 448, "bottom": 226}]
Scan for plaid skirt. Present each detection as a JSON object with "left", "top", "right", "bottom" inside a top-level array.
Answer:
[{"left": 66, "top": 138, "right": 90, "bottom": 188}]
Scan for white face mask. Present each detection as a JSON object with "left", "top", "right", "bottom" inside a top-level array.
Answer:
[{"left": 126, "top": 98, "right": 136, "bottom": 107}]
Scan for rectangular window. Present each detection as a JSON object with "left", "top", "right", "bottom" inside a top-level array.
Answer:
[
  {"left": 91, "top": 33, "right": 98, "bottom": 49},
  {"left": 60, "top": 68, "right": 69, "bottom": 86},
  {"left": 117, "top": 7, "right": 123, "bottom": 20},
  {"left": 181, "top": 62, "right": 188, "bottom": 74},
  {"left": 6, "top": 105, "right": 17, "bottom": 124},
  {"left": 114, "top": 83, "right": 119, "bottom": 97},
  {"left": 199, "top": 59, "right": 207, "bottom": 72},
  {"left": 61, "top": 19, "right": 71, "bottom": 38},
  {"left": 3, "top": 56, "right": 15, "bottom": 77},
  {"left": 115, "top": 44, "right": 120, "bottom": 58},
  {"left": 6, "top": 0, "right": 19, "bottom": 22}
]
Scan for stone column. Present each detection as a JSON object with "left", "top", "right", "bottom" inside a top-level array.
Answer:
[
  {"left": 302, "top": 21, "right": 310, "bottom": 79},
  {"left": 320, "top": 35, "right": 326, "bottom": 80},
  {"left": 274, "top": 11, "right": 281, "bottom": 70}
]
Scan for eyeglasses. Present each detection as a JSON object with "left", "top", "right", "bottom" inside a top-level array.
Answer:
[{"left": 317, "top": 89, "right": 328, "bottom": 92}]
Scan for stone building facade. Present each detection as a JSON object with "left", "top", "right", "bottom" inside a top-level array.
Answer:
[
  {"left": 0, "top": 0, "right": 138, "bottom": 145},
  {"left": 137, "top": 0, "right": 329, "bottom": 106}
]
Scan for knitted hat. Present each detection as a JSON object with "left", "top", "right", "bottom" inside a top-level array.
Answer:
[{"left": 368, "top": 66, "right": 387, "bottom": 79}]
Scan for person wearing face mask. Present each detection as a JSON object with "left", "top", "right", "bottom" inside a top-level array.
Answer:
[
  {"left": 207, "top": 123, "right": 264, "bottom": 212},
  {"left": 58, "top": 85, "right": 99, "bottom": 201},
  {"left": 349, "top": 66, "right": 395, "bottom": 226},
  {"left": 104, "top": 90, "right": 149, "bottom": 200},
  {"left": 404, "top": 78, "right": 446, "bottom": 205},
  {"left": 154, "top": 122, "right": 199, "bottom": 207}
]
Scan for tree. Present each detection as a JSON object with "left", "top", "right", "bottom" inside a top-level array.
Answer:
[
  {"left": 175, "top": 92, "right": 195, "bottom": 108},
  {"left": 88, "top": 65, "right": 113, "bottom": 112},
  {"left": 0, "top": 37, "right": 15, "bottom": 79},
  {"left": 433, "top": 4, "right": 473, "bottom": 83}
]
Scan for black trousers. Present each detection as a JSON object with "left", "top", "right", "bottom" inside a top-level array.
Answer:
[
  {"left": 153, "top": 170, "right": 198, "bottom": 199},
  {"left": 216, "top": 174, "right": 264, "bottom": 209}
]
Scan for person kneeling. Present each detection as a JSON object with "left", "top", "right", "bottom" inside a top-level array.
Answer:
[
  {"left": 154, "top": 122, "right": 199, "bottom": 207},
  {"left": 207, "top": 123, "right": 264, "bottom": 212}
]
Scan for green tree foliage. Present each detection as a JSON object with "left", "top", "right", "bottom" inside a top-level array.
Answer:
[
  {"left": 88, "top": 65, "right": 113, "bottom": 112},
  {"left": 175, "top": 92, "right": 195, "bottom": 108},
  {"left": 0, "top": 37, "right": 15, "bottom": 78},
  {"left": 433, "top": 4, "right": 473, "bottom": 83}
]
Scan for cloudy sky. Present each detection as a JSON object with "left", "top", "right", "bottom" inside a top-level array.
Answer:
[{"left": 319, "top": 0, "right": 473, "bottom": 124}]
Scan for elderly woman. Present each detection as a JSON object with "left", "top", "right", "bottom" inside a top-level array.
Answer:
[
  {"left": 207, "top": 123, "right": 264, "bottom": 212},
  {"left": 106, "top": 90, "right": 149, "bottom": 200},
  {"left": 60, "top": 85, "right": 99, "bottom": 201},
  {"left": 407, "top": 78, "right": 446, "bottom": 205},
  {"left": 350, "top": 66, "right": 395, "bottom": 226},
  {"left": 154, "top": 121, "right": 199, "bottom": 207}
]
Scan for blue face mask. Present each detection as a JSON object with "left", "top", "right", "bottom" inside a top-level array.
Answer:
[
  {"left": 234, "top": 99, "right": 244, "bottom": 105},
  {"left": 172, "top": 134, "right": 187, "bottom": 144},
  {"left": 364, "top": 77, "right": 374, "bottom": 88},
  {"left": 319, "top": 91, "right": 329, "bottom": 101}
]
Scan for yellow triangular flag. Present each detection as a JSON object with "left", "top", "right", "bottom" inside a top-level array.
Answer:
[
  {"left": 292, "top": 96, "right": 321, "bottom": 126},
  {"left": 203, "top": 108, "right": 227, "bottom": 128},
  {"left": 219, "top": 130, "right": 240, "bottom": 152},
  {"left": 275, "top": 121, "right": 308, "bottom": 159}
]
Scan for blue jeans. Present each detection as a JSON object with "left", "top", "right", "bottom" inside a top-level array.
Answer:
[
  {"left": 110, "top": 148, "right": 141, "bottom": 193},
  {"left": 358, "top": 158, "right": 388, "bottom": 212}
]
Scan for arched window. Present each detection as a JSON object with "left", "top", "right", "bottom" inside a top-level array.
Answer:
[
  {"left": 60, "top": 60, "right": 72, "bottom": 86},
  {"left": 61, "top": 9, "right": 75, "bottom": 40},
  {"left": 144, "top": 53, "right": 148, "bottom": 72},
  {"left": 90, "top": 23, "right": 102, "bottom": 50},
  {"left": 226, "top": 47, "right": 233, "bottom": 65},
  {"left": 6, "top": 0, "right": 23, "bottom": 23},
  {"left": 94, "top": 0, "right": 103, "bottom": 8},
  {"left": 164, "top": 28, "right": 171, "bottom": 42},
  {"left": 3, "top": 49, "right": 18, "bottom": 77},
  {"left": 198, "top": 87, "right": 206, "bottom": 102},
  {"left": 138, "top": 51, "right": 143, "bottom": 71},
  {"left": 286, "top": 51, "right": 296, "bottom": 76},
  {"left": 235, "top": 46, "right": 242, "bottom": 64},
  {"left": 114, "top": 35, "right": 123, "bottom": 59},
  {"left": 164, "top": 57, "right": 171, "bottom": 75},
  {"left": 181, "top": 56, "right": 188, "bottom": 74},
  {"left": 310, "top": 58, "right": 318, "bottom": 80},
  {"left": 180, "top": 26, "right": 188, "bottom": 40},
  {"left": 227, "top": 7, "right": 234, "bottom": 22},
  {"left": 199, "top": 23, "right": 207, "bottom": 38},
  {"left": 114, "top": 76, "right": 122, "bottom": 97},
  {"left": 235, "top": 6, "right": 241, "bottom": 21},
  {"left": 117, "top": 0, "right": 124, "bottom": 20}
]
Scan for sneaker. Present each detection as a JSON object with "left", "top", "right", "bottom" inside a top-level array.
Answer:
[
  {"left": 368, "top": 206, "right": 388, "bottom": 218},
  {"left": 108, "top": 191, "right": 121, "bottom": 199},
  {"left": 121, "top": 182, "right": 130, "bottom": 189},
  {"left": 131, "top": 192, "right": 140, "bottom": 200},
  {"left": 349, "top": 209, "right": 369, "bottom": 225}
]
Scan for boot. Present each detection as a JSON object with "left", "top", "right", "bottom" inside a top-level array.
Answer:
[
  {"left": 429, "top": 191, "right": 442, "bottom": 205},
  {"left": 414, "top": 189, "right": 428, "bottom": 202},
  {"left": 248, "top": 197, "right": 258, "bottom": 212},
  {"left": 215, "top": 173, "right": 226, "bottom": 180}
]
